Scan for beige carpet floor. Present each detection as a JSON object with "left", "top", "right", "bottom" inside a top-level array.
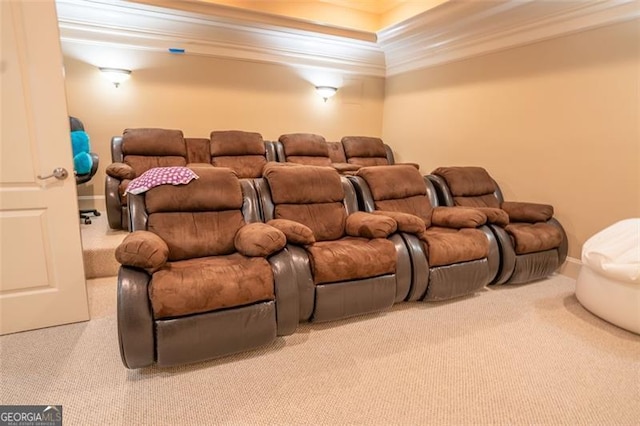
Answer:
[
  {"left": 80, "top": 211, "right": 126, "bottom": 279},
  {"left": 1, "top": 275, "right": 638, "bottom": 425}
]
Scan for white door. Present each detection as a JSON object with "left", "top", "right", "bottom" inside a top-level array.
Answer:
[{"left": 0, "top": 0, "right": 89, "bottom": 335}]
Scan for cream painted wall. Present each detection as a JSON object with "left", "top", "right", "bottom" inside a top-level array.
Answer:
[
  {"left": 383, "top": 19, "right": 640, "bottom": 259},
  {"left": 62, "top": 44, "right": 385, "bottom": 199}
]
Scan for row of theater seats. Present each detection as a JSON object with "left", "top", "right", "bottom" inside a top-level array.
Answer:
[
  {"left": 115, "top": 159, "right": 568, "bottom": 369},
  {"left": 105, "top": 129, "right": 411, "bottom": 230}
]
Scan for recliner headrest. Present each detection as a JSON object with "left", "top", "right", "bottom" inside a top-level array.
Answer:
[
  {"left": 431, "top": 166, "right": 496, "bottom": 197},
  {"left": 145, "top": 167, "right": 243, "bottom": 213},
  {"left": 357, "top": 165, "right": 426, "bottom": 201},
  {"left": 278, "top": 133, "right": 329, "bottom": 157},
  {"left": 263, "top": 163, "right": 344, "bottom": 204},
  {"left": 341, "top": 136, "right": 387, "bottom": 158},
  {"left": 210, "top": 130, "right": 265, "bottom": 156},
  {"left": 122, "top": 128, "right": 186, "bottom": 157}
]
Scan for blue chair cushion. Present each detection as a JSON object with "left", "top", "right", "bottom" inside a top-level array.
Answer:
[
  {"left": 71, "top": 130, "right": 90, "bottom": 157},
  {"left": 74, "top": 152, "right": 93, "bottom": 175},
  {"left": 71, "top": 130, "right": 93, "bottom": 175}
]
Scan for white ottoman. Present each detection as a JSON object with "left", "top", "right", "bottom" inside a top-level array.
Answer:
[{"left": 576, "top": 219, "right": 640, "bottom": 334}]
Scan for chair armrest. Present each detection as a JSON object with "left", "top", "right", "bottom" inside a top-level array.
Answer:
[
  {"left": 115, "top": 231, "right": 169, "bottom": 272},
  {"left": 187, "top": 163, "right": 214, "bottom": 168},
  {"left": 501, "top": 201, "right": 553, "bottom": 222},
  {"left": 89, "top": 152, "right": 99, "bottom": 176},
  {"left": 235, "top": 223, "right": 286, "bottom": 257},
  {"left": 117, "top": 266, "right": 154, "bottom": 369},
  {"left": 267, "top": 219, "right": 315, "bottom": 245},
  {"left": 346, "top": 211, "right": 397, "bottom": 238},
  {"left": 106, "top": 162, "right": 136, "bottom": 180},
  {"left": 268, "top": 250, "right": 299, "bottom": 336},
  {"left": 105, "top": 175, "right": 123, "bottom": 229},
  {"left": 332, "top": 163, "right": 361, "bottom": 174},
  {"left": 372, "top": 210, "right": 426, "bottom": 234},
  {"left": 431, "top": 206, "right": 487, "bottom": 228},
  {"left": 474, "top": 207, "right": 509, "bottom": 227}
]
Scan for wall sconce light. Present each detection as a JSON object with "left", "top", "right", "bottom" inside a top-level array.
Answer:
[
  {"left": 99, "top": 67, "right": 131, "bottom": 88},
  {"left": 315, "top": 86, "right": 338, "bottom": 102}
]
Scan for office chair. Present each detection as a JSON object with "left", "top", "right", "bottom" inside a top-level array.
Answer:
[{"left": 70, "top": 116, "right": 100, "bottom": 224}]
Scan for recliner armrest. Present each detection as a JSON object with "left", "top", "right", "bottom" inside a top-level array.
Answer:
[
  {"left": 372, "top": 210, "right": 426, "bottom": 234},
  {"left": 235, "top": 223, "right": 286, "bottom": 257},
  {"left": 501, "top": 201, "right": 553, "bottom": 223},
  {"left": 115, "top": 231, "right": 169, "bottom": 272},
  {"left": 431, "top": 206, "right": 487, "bottom": 228},
  {"left": 332, "top": 163, "right": 361, "bottom": 174},
  {"left": 106, "top": 162, "right": 136, "bottom": 180},
  {"left": 345, "top": 211, "right": 397, "bottom": 238},
  {"left": 473, "top": 207, "right": 509, "bottom": 227},
  {"left": 267, "top": 219, "right": 315, "bottom": 245}
]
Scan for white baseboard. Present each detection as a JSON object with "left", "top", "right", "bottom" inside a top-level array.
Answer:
[
  {"left": 78, "top": 195, "right": 106, "bottom": 212},
  {"left": 559, "top": 256, "right": 582, "bottom": 280}
]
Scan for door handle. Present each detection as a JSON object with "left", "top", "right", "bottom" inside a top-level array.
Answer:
[{"left": 37, "top": 167, "right": 69, "bottom": 180}]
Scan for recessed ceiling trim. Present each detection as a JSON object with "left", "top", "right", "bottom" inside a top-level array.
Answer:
[
  {"left": 379, "top": 0, "right": 640, "bottom": 76},
  {"left": 56, "top": 0, "right": 639, "bottom": 79},
  {"left": 56, "top": 0, "right": 386, "bottom": 76}
]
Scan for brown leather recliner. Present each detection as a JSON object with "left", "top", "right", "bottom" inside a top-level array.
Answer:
[
  {"left": 208, "top": 130, "right": 276, "bottom": 177},
  {"left": 428, "top": 166, "right": 568, "bottom": 285},
  {"left": 275, "top": 133, "right": 361, "bottom": 175},
  {"left": 115, "top": 167, "right": 298, "bottom": 368},
  {"left": 340, "top": 136, "right": 396, "bottom": 166},
  {"left": 181, "top": 131, "right": 276, "bottom": 175},
  {"left": 341, "top": 136, "right": 420, "bottom": 170},
  {"left": 255, "top": 163, "right": 412, "bottom": 322},
  {"left": 105, "top": 128, "right": 190, "bottom": 230},
  {"left": 349, "top": 165, "right": 501, "bottom": 301}
]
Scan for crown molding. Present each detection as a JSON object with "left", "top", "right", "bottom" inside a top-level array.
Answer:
[
  {"left": 56, "top": 0, "right": 386, "bottom": 77},
  {"left": 56, "top": 0, "right": 639, "bottom": 79},
  {"left": 378, "top": 0, "right": 640, "bottom": 76}
]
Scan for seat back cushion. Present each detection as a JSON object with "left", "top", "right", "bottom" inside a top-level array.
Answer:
[
  {"left": 431, "top": 166, "right": 500, "bottom": 208},
  {"left": 145, "top": 167, "right": 245, "bottom": 261},
  {"left": 210, "top": 130, "right": 267, "bottom": 178},
  {"left": 356, "top": 165, "right": 433, "bottom": 226},
  {"left": 341, "top": 136, "right": 390, "bottom": 166},
  {"left": 279, "top": 133, "right": 332, "bottom": 166},
  {"left": 263, "top": 163, "right": 346, "bottom": 241},
  {"left": 121, "top": 128, "right": 187, "bottom": 176}
]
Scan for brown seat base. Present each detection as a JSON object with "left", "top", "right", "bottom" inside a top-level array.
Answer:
[
  {"left": 313, "top": 275, "right": 396, "bottom": 322},
  {"left": 424, "top": 259, "right": 491, "bottom": 301},
  {"left": 507, "top": 250, "right": 560, "bottom": 284},
  {"left": 155, "top": 301, "right": 277, "bottom": 367}
]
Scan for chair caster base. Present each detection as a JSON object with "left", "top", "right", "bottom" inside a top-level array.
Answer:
[{"left": 79, "top": 209, "right": 99, "bottom": 225}]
